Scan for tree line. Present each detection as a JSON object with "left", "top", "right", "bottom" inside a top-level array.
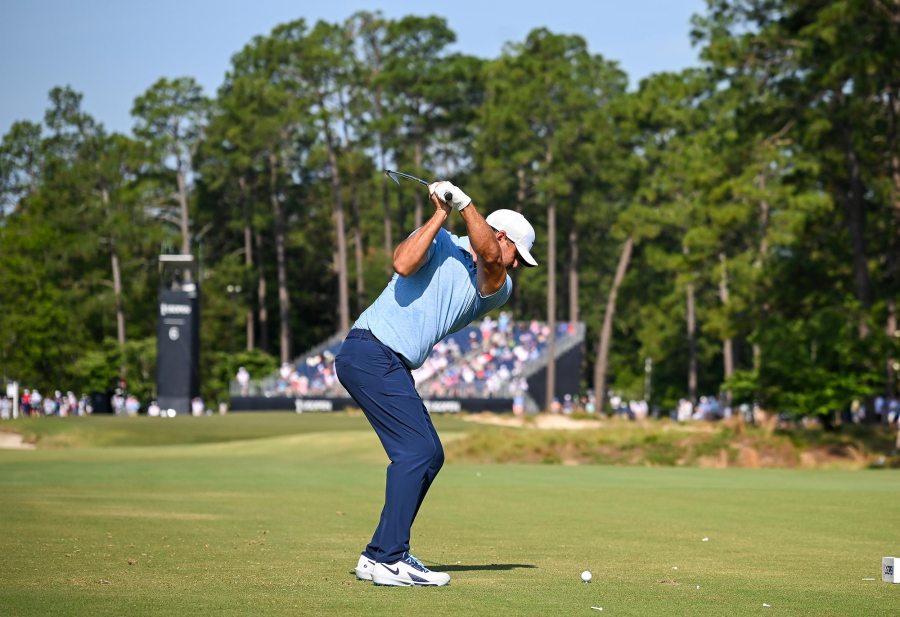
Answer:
[{"left": 1, "top": 2, "right": 897, "bottom": 415}]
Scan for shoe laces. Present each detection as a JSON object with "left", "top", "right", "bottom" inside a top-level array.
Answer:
[{"left": 403, "top": 552, "right": 430, "bottom": 573}]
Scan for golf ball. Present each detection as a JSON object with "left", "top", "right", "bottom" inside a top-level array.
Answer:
[{"left": 581, "top": 570, "right": 592, "bottom": 582}]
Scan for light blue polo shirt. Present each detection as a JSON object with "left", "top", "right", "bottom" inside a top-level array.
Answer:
[{"left": 353, "top": 228, "right": 513, "bottom": 369}]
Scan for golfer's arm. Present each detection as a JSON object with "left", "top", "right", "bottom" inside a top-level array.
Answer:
[
  {"left": 459, "top": 202, "right": 505, "bottom": 294},
  {"left": 392, "top": 208, "right": 449, "bottom": 276}
]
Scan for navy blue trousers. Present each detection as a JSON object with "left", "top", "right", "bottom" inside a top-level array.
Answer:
[{"left": 334, "top": 329, "right": 444, "bottom": 563}]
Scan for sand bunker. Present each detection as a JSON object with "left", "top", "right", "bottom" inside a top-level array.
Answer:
[{"left": 0, "top": 432, "right": 35, "bottom": 450}]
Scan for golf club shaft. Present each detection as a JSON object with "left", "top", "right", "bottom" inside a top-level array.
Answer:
[
  {"left": 384, "top": 170, "right": 454, "bottom": 204},
  {"left": 387, "top": 170, "right": 429, "bottom": 186}
]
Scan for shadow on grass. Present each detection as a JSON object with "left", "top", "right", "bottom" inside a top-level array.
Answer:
[
  {"left": 349, "top": 563, "right": 537, "bottom": 577},
  {"left": 428, "top": 563, "right": 537, "bottom": 572}
]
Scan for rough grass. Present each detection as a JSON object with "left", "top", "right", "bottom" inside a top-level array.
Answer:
[
  {"left": 445, "top": 416, "right": 900, "bottom": 469},
  {"left": 0, "top": 413, "right": 898, "bottom": 616},
  {"left": 2, "top": 412, "right": 896, "bottom": 469}
]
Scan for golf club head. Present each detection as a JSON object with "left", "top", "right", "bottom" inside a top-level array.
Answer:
[{"left": 384, "top": 170, "right": 402, "bottom": 186}]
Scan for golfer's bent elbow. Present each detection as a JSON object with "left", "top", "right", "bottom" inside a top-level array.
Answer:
[
  {"left": 392, "top": 253, "right": 422, "bottom": 277},
  {"left": 393, "top": 261, "right": 413, "bottom": 277}
]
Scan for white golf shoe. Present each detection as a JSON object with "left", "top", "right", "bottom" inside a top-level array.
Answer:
[
  {"left": 371, "top": 552, "right": 450, "bottom": 587},
  {"left": 355, "top": 554, "right": 376, "bottom": 580}
]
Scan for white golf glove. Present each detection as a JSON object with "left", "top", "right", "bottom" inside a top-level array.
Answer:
[{"left": 430, "top": 180, "right": 471, "bottom": 211}]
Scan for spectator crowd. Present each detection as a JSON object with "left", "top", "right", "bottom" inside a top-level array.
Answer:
[
  {"left": 0, "top": 387, "right": 212, "bottom": 419},
  {"left": 0, "top": 389, "right": 93, "bottom": 419},
  {"left": 252, "top": 314, "right": 580, "bottom": 403},
  {"left": 6, "top": 313, "right": 897, "bottom": 425}
]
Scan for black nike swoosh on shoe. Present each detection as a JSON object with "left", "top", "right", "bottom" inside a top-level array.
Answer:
[{"left": 383, "top": 565, "right": 399, "bottom": 575}]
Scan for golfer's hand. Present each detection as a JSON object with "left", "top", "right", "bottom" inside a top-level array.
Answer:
[
  {"left": 430, "top": 180, "right": 471, "bottom": 211},
  {"left": 428, "top": 182, "right": 453, "bottom": 215}
]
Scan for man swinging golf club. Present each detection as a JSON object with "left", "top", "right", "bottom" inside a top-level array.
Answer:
[{"left": 335, "top": 180, "right": 538, "bottom": 586}]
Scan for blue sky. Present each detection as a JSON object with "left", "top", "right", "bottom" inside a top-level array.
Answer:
[{"left": 1, "top": 0, "right": 707, "bottom": 136}]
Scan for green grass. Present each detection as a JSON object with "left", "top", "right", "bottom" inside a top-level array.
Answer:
[
  {"left": 1, "top": 413, "right": 898, "bottom": 616},
  {"left": 3, "top": 412, "right": 468, "bottom": 449}
]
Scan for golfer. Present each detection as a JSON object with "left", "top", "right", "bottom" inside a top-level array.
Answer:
[{"left": 335, "top": 180, "right": 537, "bottom": 586}]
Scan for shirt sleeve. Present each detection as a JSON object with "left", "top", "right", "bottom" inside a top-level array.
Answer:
[{"left": 476, "top": 274, "right": 513, "bottom": 315}]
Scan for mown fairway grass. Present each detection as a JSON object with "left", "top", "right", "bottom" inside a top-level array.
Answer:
[{"left": 1, "top": 413, "right": 897, "bottom": 616}]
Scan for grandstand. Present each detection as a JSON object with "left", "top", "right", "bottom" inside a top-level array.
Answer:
[{"left": 230, "top": 317, "right": 586, "bottom": 413}]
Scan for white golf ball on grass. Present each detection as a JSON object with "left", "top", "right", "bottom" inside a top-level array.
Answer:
[{"left": 581, "top": 570, "right": 592, "bottom": 582}]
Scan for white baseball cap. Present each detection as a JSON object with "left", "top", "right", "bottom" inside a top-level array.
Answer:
[{"left": 485, "top": 209, "right": 538, "bottom": 267}]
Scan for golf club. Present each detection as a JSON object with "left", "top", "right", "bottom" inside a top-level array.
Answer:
[{"left": 384, "top": 169, "right": 454, "bottom": 203}]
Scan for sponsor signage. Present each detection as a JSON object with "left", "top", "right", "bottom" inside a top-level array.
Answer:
[
  {"left": 230, "top": 396, "right": 512, "bottom": 413},
  {"left": 424, "top": 400, "right": 462, "bottom": 413},
  {"left": 160, "top": 303, "right": 192, "bottom": 316},
  {"left": 157, "top": 289, "right": 200, "bottom": 414},
  {"left": 295, "top": 399, "right": 334, "bottom": 412},
  {"left": 884, "top": 557, "right": 899, "bottom": 583}
]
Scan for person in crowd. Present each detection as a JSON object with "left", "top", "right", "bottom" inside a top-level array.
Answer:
[
  {"left": 30, "top": 389, "right": 43, "bottom": 417},
  {"left": 111, "top": 390, "right": 125, "bottom": 415},
  {"left": 66, "top": 391, "right": 78, "bottom": 417},
  {"left": 125, "top": 394, "right": 140, "bottom": 416},
  {"left": 278, "top": 362, "right": 293, "bottom": 394},
  {"left": 236, "top": 366, "right": 250, "bottom": 396},
  {"left": 79, "top": 394, "right": 92, "bottom": 415}
]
